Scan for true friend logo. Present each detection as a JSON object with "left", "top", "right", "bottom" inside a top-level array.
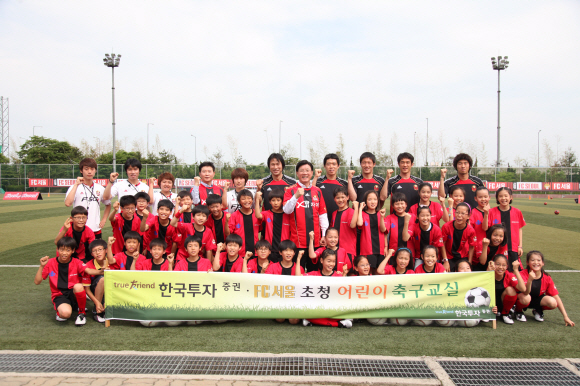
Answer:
[{"left": 114, "top": 281, "right": 156, "bottom": 290}]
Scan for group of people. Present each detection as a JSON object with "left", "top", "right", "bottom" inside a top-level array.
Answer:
[{"left": 34, "top": 151, "right": 574, "bottom": 328}]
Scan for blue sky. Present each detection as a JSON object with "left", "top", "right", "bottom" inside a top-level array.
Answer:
[{"left": 1, "top": 0, "right": 579, "bottom": 166}]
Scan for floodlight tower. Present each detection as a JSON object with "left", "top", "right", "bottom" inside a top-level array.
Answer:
[
  {"left": 103, "top": 53, "right": 121, "bottom": 171},
  {"left": 0, "top": 97, "right": 8, "bottom": 157},
  {"left": 491, "top": 55, "right": 509, "bottom": 171}
]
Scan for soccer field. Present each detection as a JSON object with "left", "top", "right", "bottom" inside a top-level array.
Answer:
[{"left": 1, "top": 195, "right": 579, "bottom": 358}]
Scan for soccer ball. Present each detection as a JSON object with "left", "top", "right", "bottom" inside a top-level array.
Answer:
[
  {"left": 414, "top": 319, "right": 433, "bottom": 326},
  {"left": 555, "top": 210, "right": 560, "bottom": 215},
  {"left": 367, "top": 318, "right": 388, "bottom": 326},
  {"left": 164, "top": 321, "right": 182, "bottom": 327},
  {"left": 139, "top": 321, "right": 160, "bottom": 327},
  {"left": 436, "top": 320, "right": 455, "bottom": 327},
  {"left": 456, "top": 320, "right": 480, "bottom": 327},
  {"left": 186, "top": 320, "right": 204, "bottom": 326},
  {"left": 390, "top": 318, "right": 409, "bottom": 326},
  {"left": 465, "top": 287, "right": 491, "bottom": 307}
]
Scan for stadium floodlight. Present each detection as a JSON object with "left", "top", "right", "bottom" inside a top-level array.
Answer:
[
  {"left": 491, "top": 54, "right": 510, "bottom": 172},
  {"left": 103, "top": 53, "right": 121, "bottom": 171}
]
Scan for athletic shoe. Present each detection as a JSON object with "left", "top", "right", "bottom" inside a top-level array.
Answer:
[
  {"left": 56, "top": 313, "right": 67, "bottom": 322},
  {"left": 502, "top": 314, "right": 514, "bottom": 325},
  {"left": 302, "top": 319, "right": 312, "bottom": 327},
  {"left": 93, "top": 313, "right": 106, "bottom": 323},
  {"left": 75, "top": 314, "right": 87, "bottom": 326},
  {"left": 481, "top": 319, "right": 491, "bottom": 323},
  {"left": 515, "top": 312, "right": 527, "bottom": 322},
  {"left": 339, "top": 320, "right": 352, "bottom": 328},
  {"left": 533, "top": 309, "right": 544, "bottom": 322}
]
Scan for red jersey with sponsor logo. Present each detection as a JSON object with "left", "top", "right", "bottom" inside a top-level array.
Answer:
[
  {"left": 41, "top": 257, "right": 86, "bottom": 301},
  {"left": 331, "top": 207, "right": 357, "bottom": 256},
  {"left": 135, "top": 255, "right": 171, "bottom": 271},
  {"left": 56, "top": 225, "right": 95, "bottom": 261},
  {"left": 174, "top": 223, "right": 217, "bottom": 261},
  {"left": 260, "top": 210, "right": 290, "bottom": 253},
  {"left": 497, "top": 271, "right": 520, "bottom": 291},
  {"left": 520, "top": 270, "right": 558, "bottom": 297},
  {"left": 351, "top": 174, "right": 385, "bottom": 203},
  {"left": 384, "top": 213, "right": 415, "bottom": 255},
  {"left": 410, "top": 222, "right": 443, "bottom": 259},
  {"left": 357, "top": 211, "right": 386, "bottom": 256},
  {"left": 414, "top": 263, "right": 446, "bottom": 274},
  {"left": 229, "top": 209, "right": 262, "bottom": 256},
  {"left": 409, "top": 201, "right": 444, "bottom": 226},
  {"left": 265, "top": 262, "right": 304, "bottom": 276},
  {"left": 283, "top": 185, "right": 327, "bottom": 249},
  {"left": 173, "top": 257, "right": 213, "bottom": 272},
  {"left": 191, "top": 184, "right": 224, "bottom": 206},
  {"left": 311, "top": 247, "right": 352, "bottom": 272},
  {"left": 441, "top": 221, "right": 477, "bottom": 259},
  {"left": 143, "top": 215, "right": 176, "bottom": 254},
  {"left": 488, "top": 206, "right": 526, "bottom": 253},
  {"left": 485, "top": 243, "right": 509, "bottom": 259},
  {"left": 110, "top": 214, "right": 141, "bottom": 255}
]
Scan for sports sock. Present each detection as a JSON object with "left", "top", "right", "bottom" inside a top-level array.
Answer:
[
  {"left": 515, "top": 299, "right": 529, "bottom": 313},
  {"left": 309, "top": 318, "right": 339, "bottom": 327},
  {"left": 502, "top": 295, "right": 517, "bottom": 315},
  {"left": 74, "top": 292, "right": 87, "bottom": 314}
]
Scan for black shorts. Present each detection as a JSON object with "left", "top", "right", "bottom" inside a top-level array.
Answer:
[
  {"left": 52, "top": 290, "right": 78, "bottom": 311},
  {"left": 365, "top": 254, "right": 384, "bottom": 268},
  {"left": 89, "top": 275, "right": 104, "bottom": 295},
  {"left": 526, "top": 295, "right": 546, "bottom": 311}
]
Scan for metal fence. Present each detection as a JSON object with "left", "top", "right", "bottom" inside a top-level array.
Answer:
[{"left": 0, "top": 163, "right": 579, "bottom": 193}]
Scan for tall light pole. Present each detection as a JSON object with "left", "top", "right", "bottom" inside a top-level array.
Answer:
[
  {"left": 425, "top": 118, "right": 428, "bottom": 166},
  {"left": 190, "top": 135, "right": 197, "bottom": 164},
  {"left": 264, "top": 129, "right": 269, "bottom": 154},
  {"left": 279, "top": 121, "right": 282, "bottom": 153},
  {"left": 537, "top": 130, "right": 541, "bottom": 167},
  {"left": 297, "top": 133, "right": 302, "bottom": 159},
  {"left": 33, "top": 126, "right": 42, "bottom": 136},
  {"left": 147, "top": 123, "right": 154, "bottom": 157},
  {"left": 491, "top": 55, "right": 509, "bottom": 171},
  {"left": 103, "top": 53, "right": 121, "bottom": 171}
]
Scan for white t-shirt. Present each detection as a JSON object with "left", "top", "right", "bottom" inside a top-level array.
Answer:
[
  {"left": 152, "top": 191, "right": 178, "bottom": 217},
  {"left": 110, "top": 180, "right": 150, "bottom": 212},
  {"left": 65, "top": 182, "right": 111, "bottom": 233},
  {"left": 227, "top": 189, "right": 254, "bottom": 214}
]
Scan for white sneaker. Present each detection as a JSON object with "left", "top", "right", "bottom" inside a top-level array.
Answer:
[
  {"left": 502, "top": 314, "right": 514, "bottom": 325},
  {"left": 515, "top": 312, "right": 527, "bottom": 322},
  {"left": 75, "top": 314, "right": 87, "bottom": 326},
  {"left": 56, "top": 313, "right": 67, "bottom": 322},
  {"left": 93, "top": 313, "right": 106, "bottom": 323},
  {"left": 302, "top": 319, "right": 312, "bottom": 326},
  {"left": 533, "top": 309, "right": 544, "bottom": 322},
  {"left": 339, "top": 320, "right": 352, "bottom": 328}
]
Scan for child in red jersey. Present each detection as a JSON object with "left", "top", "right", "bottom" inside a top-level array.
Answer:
[
  {"left": 173, "top": 236, "right": 213, "bottom": 272},
  {"left": 109, "top": 196, "right": 141, "bottom": 255},
  {"left": 83, "top": 239, "right": 108, "bottom": 323},
  {"left": 134, "top": 192, "right": 151, "bottom": 223},
  {"left": 255, "top": 189, "right": 289, "bottom": 263},
  {"left": 415, "top": 245, "right": 446, "bottom": 274},
  {"left": 356, "top": 190, "right": 387, "bottom": 270},
  {"left": 408, "top": 183, "right": 448, "bottom": 226},
  {"left": 471, "top": 186, "right": 491, "bottom": 260},
  {"left": 229, "top": 189, "right": 262, "bottom": 256},
  {"left": 488, "top": 187, "right": 525, "bottom": 271},
  {"left": 486, "top": 255, "right": 525, "bottom": 325},
  {"left": 55, "top": 206, "right": 95, "bottom": 262},
  {"left": 445, "top": 186, "right": 465, "bottom": 222},
  {"left": 212, "top": 235, "right": 247, "bottom": 273},
  {"left": 378, "top": 248, "right": 415, "bottom": 275},
  {"left": 171, "top": 205, "right": 216, "bottom": 262},
  {"left": 441, "top": 202, "right": 477, "bottom": 272},
  {"left": 34, "top": 237, "right": 88, "bottom": 326},
  {"left": 106, "top": 233, "right": 143, "bottom": 270},
  {"left": 332, "top": 186, "right": 358, "bottom": 260},
  {"left": 411, "top": 206, "right": 444, "bottom": 268},
  {"left": 308, "top": 229, "right": 351, "bottom": 274},
  {"left": 384, "top": 193, "right": 415, "bottom": 260},
  {"left": 265, "top": 240, "right": 305, "bottom": 276},
  {"left": 296, "top": 249, "right": 352, "bottom": 328},
  {"left": 140, "top": 200, "right": 176, "bottom": 256},
  {"left": 135, "top": 238, "right": 174, "bottom": 271},
  {"left": 515, "top": 251, "right": 574, "bottom": 326},
  {"left": 478, "top": 224, "right": 508, "bottom": 271},
  {"left": 242, "top": 240, "right": 272, "bottom": 274},
  {"left": 175, "top": 191, "right": 194, "bottom": 224},
  {"left": 350, "top": 255, "right": 371, "bottom": 276},
  {"left": 206, "top": 194, "right": 230, "bottom": 245}
]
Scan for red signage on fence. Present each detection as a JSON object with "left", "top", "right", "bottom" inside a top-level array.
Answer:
[
  {"left": 485, "top": 182, "right": 512, "bottom": 191},
  {"left": 513, "top": 182, "right": 542, "bottom": 191},
  {"left": 549, "top": 182, "right": 578, "bottom": 191},
  {"left": 21, "top": 192, "right": 43, "bottom": 200},
  {"left": 175, "top": 179, "right": 257, "bottom": 188},
  {"left": 29, "top": 178, "right": 50, "bottom": 187},
  {"left": 3, "top": 192, "right": 22, "bottom": 200}
]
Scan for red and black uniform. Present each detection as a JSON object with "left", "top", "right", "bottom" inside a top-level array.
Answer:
[
  {"left": 174, "top": 210, "right": 193, "bottom": 224},
  {"left": 315, "top": 175, "right": 348, "bottom": 224},
  {"left": 143, "top": 215, "right": 176, "bottom": 254},
  {"left": 82, "top": 258, "right": 107, "bottom": 296},
  {"left": 384, "top": 213, "right": 415, "bottom": 255},
  {"left": 441, "top": 221, "right": 477, "bottom": 271},
  {"left": 414, "top": 263, "right": 446, "bottom": 274},
  {"left": 442, "top": 175, "right": 485, "bottom": 211},
  {"left": 311, "top": 247, "right": 352, "bottom": 272},
  {"left": 517, "top": 270, "right": 559, "bottom": 312},
  {"left": 351, "top": 174, "right": 385, "bottom": 203},
  {"left": 57, "top": 225, "right": 95, "bottom": 262},
  {"left": 41, "top": 257, "right": 87, "bottom": 313},
  {"left": 260, "top": 174, "right": 297, "bottom": 212},
  {"left": 408, "top": 201, "right": 444, "bottom": 226},
  {"left": 283, "top": 184, "right": 327, "bottom": 249},
  {"left": 191, "top": 182, "right": 224, "bottom": 206},
  {"left": 109, "top": 252, "right": 144, "bottom": 270},
  {"left": 470, "top": 208, "right": 488, "bottom": 258},
  {"left": 331, "top": 207, "right": 357, "bottom": 257},
  {"left": 135, "top": 255, "right": 171, "bottom": 271},
  {"left": 174, "top": 223, "right": 217, "bottom": 261},
  {"left": 229, "top": 210, "right": 262, "bottom": 256},
  {"left": 410, "top": 222, "right": 443, "bottom": 260},
  {"left": 495, "top": 271, "right": 520, "bottom": 315},
  {"left": 384, "top": 266, "right": 415, "bottom": 275},
  {"left": 246, "top": 259, "right": 269, "bottom": 273},
  {"left": 216, "top": 252, "right": 244, "bottom": 273},
  {"left": 110, "top": 214, "right": 141, "bottom": 255},
  {"left": 488, "top": 206, "right": 526, "bottom": 269},
  {"left": 261, "top": 210, "right": 290, "bottom": 261},
  {"left": 173, "top": 257, "right": 213, "bottom": 272},
  {"left": 386, "top": 175, "right": 423, "bottom": 213},
  {"left": 206, "top": 212, "right": 228, "bottom": 245},
  {"left": 265, "top": 262, "right": 304, "bottom": 275},
  {"left": 357, "top": 211, "right": 386, "bottom": 268}
]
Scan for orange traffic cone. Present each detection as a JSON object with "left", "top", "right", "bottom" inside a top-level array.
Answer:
[{"left": 529, "top": 195, "right": 531, "bottom": 200}]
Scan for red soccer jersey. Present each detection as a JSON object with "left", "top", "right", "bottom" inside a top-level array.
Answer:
[
  {"left": 520, "top": 270, "right": 559, "bottom": 297},
  {"left": 174, "top": 210, "right": 194, "bottom": 224},
  {"left": 191, "top": 183, "right": 224, "bottom": 206},
  {"left": 265, "top": 261, "right": 304, "bottom": 276},
  {"left": 497, "top": 271, "right": 520, "bottom": 292},
  {"left": 441, "top": 221, "right": 478, "bottom": 260},
  {"left": 246, "top": 259, "right": 269, "bottom": 274},
  {"left": 351, "top": 175, "right": 385, "bottom": 203},
  {"left": 283, "top": 184, "right": 327, "bottom": 249},
  {"left": 174, "top": 223, "right": 217, "bottom": 261},
  {"left": 41, "top": 257, "right": 86, "bottom": 301},
  {"left": 331, "top": 207, "right": 357, "bottom": 256},
  {"left": 135, "top": 256, "right": 171, "bottom": 271},
  {"left": 143, "top": 215, "right": 176, "bottom": 254},
  {"left": 56, "top": 225, "right": 95, "bottom": 261},
  {"left": 311, "top": 247, "right": 352, "bottom": 272},
  {"left": 206, "top": 212, "right": 228, "bottom": 245},
  {"left": 386, "top": 175, "right": 424, "bottom": 213},
  {"left": 261, "top": 210, "right": 290, "bottom": 253},
  {"left": 488, "top": 206, "right": 526, "bottom": 253},
  {"left": 411, "top": 222, "right": 443, "bottom": 259},
  {"left": 443, "top": 175, "right": 485, "bottom": 211},
  {"left": 469, "top": 208, "right": 488, "bottom": 256},
  {"left": 111, "top": 214, "right": 141, "bottom": 254},
  {"left": 173, "top": 257, "right": 213, "bottom": 272},
  {"left": 260, "top": 174, "right": 297, "bottom": 212},
  {"left": 409, "top": 201, "right": 444, "bottom": 226},
  {"left": 229, "top": 209, "right": 262, "bottom": 256},
  {"left": 384, "top": 213, "right": 415, "bottom": 254},
  {"left": 305, "top": 270, "right": 343, "bottom": 277},
  {"left": 485, "top": 243, "right": 509, "bottom": 259},
  {"left": 109, "top": 252, "right": 143, "bottom": 270},
  {"left": 384, "top": 265, "right": 415, "bottom": 275},
  {"left": 315, "top": 176, "right": 348, "bottom": 224},
  {"left": 82, "top": 258, "right": 108, "bottom": 285},
  {"left": 414, "top": 263, "right": 446, "bottom": 274},
  {"left": 357, "top": 211, "right": 386, "bottom": 256},
  {"left": 217, "top": 252, "right": 244, "bottom": 273}
]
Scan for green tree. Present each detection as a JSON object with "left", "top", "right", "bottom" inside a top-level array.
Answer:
[
  {"left": 558, "top": 148, "right": 577, "bottom": 167},
  {"left": 95, "top": 150, "right": 143, "bottom": 165},
  {"left": 0, "top": 153, "right": 9, "bottom": 164},
  {"left": 17, "top": 136, "right": 83, "bottom": 164}
]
